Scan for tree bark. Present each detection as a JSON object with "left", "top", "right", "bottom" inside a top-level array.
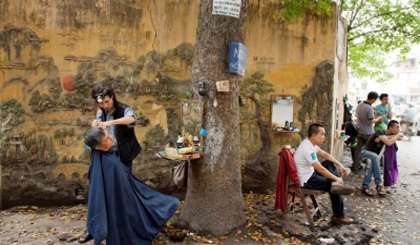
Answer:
[{"left": 178, "top": 0, "right": 248, "bottom": 236}]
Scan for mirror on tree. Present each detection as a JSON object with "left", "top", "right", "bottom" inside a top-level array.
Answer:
[
  {"left": 270, "top": 95, "right": 297, "bottom": 132},
  {"left": 180, "top": 100, "right": 204, "bottom": 153}
]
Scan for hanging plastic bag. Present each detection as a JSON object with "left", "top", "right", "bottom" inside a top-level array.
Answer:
[{"left": 170, "top": 161, "right": 188, "bottom": 187}]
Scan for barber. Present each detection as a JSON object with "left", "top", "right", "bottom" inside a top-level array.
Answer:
[{"left": 91, "top": 84, "right": 141, "bottom": 172}]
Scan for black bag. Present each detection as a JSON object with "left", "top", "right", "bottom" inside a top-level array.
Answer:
[{"left": 343, "top": 121, "right": 359, "bottom": 137}]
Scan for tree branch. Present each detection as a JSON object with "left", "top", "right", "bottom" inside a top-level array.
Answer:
[
  {"left": 348, "top": 0, "right": 365, "bottom": 30},
  {"left": 1, "top": 114, "right": 12, "bottom": 126},
  {"left": 1, "top": 114, "right": 13, "bottom": 134},
  {"left": 244, "top": 91, "right": 256, "bottom": 100},
  {"left": 349, "top": 29, "right": 388, "bottom": 42},
  {"left": 400, "top": 29, "right": 420, "bottom": 39},
  {"left": 348, "top": 0, "right": 358, "bottom": 28},
  {"left": 350, "top": 7, "right": 409, "bottom": 31},
  {"left": 349, "top": 43, "right": 357, "bottom": 48},
  {"left": 348, "top": 18, "right": 416, "bottom": 42},
  {"left": 339, "top": 0, "right": 344, "bottom": 12}
]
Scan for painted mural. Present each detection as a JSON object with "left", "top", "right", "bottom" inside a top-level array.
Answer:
[
  {"left": 0, "top": 24, "right": 194, "bottom": 208},
  {"left": 1, "top": 0, "right": 346, "bottom": 208}
]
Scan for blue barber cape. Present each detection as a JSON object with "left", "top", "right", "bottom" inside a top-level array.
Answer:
[{"left": 86, "top": 149, "right": 179, "bottom": 245}]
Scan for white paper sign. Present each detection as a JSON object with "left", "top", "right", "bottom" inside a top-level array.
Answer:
[{"left": 212, "top": 0, "right": 241, "bottom": 18}]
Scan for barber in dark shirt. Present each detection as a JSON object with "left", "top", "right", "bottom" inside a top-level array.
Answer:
[{"left": 90, "top": 85, "right": 141, "bottom": 173}]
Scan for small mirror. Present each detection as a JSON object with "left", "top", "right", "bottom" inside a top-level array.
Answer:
[
  {"left": 270, "top": 95, "right": 295, "bottom": 131},
  {"left": 180, "top": 100, "right": 204, "bottom": 152}
]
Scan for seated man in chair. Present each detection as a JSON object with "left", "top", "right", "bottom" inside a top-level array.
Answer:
[
  {"left": 294, "top": 123, "right": 355, "bottom": 224},
  {"left": 80, "top": 126, "right": 179, "bottom": 245}
]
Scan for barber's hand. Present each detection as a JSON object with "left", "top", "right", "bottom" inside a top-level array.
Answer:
[
  {"left": 92, "top": 120, "right": 100, "bottom": 127},
  {"left": 335, "top": 177, "right": 344, "bottom": 185},
  {"left": 376, "top": 115, "right": 383, "bottom": 122},
  {"left": 98, "top": 121, "right": 112, "bottom": 128}
]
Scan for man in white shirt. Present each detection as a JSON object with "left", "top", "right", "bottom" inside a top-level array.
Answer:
[{"left": 294, "top": 123, "right": 355, "bottom": 224}]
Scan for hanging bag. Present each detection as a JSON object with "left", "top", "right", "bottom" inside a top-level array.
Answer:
[{"left": 170, "top": 160, "right": 188, "bottom": 187}]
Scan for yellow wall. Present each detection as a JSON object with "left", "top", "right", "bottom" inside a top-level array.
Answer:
[{"left": 0, "top": 0, "right": 347, "bottom": 203}]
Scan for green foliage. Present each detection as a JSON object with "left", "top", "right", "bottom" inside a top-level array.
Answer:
[
  {"left": 239, "top": 104, "right": 253, "bottom": 121},
  {"left": 184, "top": 90, "right": 190, "bottom": 100},
  {"left": 1, "top": 99, "right": 25, "bottom": 125},
  {"left": 0, "top": 110, "right": 6, "bottom": 119},
  {"left": 138, "top": 112, "right": 150, "bottom": 127},
  {"left": 54, "top": 128, "right": 71, "bottom": 139},
  {"left": 341, "top": 0, "right": 420, "bottom": 82},
  {"left": 68, "top": 128, "right": 75, "bottom": 137},
  {"left": 12, "top": 118, "right": 25, "bottom": 126},
  {"left": 349, "top": 45, "right": 394, "bottom": 83},
  {"left": 61, "top": 128, "right": 68, "bottom": 138},
  {"left": 54, "top": 130, "right": 61, "bottom": 139},
  {"left": 138, "top": 55, "right": 146, "bottom": 65},
  {"left": 241, "top": 72, "right": 275, "bottom": 100},
  {"left": 37, "top": 135, "right": 48, "bottom": 158},
  {"left": 276, "top": 0, "right": 333, "bottom": 21},
  {"left": 74, "top": 73, "right": 93, "bottom": 91},
  {"left": 143, "top": 125, "right": 167, "bottom": 152},
  {"left": 240, "top": 72, "right": 275, "bottom": 119},
  {"left": 36, "top": 135, "right": 57, "bottom": 159},
  {"left": 48, "top": 137, "right": 57, "bottom": 158},
  {"left": 277, "top": 0, "right": 420, "bottom": 82}
]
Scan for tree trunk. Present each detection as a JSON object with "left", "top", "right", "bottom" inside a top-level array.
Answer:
[
  {"left": 178, "top": 0, "right": 248, "bottom": 236},
  {"left": 1, "top": 114, "right": 13, "bottom": 134}
]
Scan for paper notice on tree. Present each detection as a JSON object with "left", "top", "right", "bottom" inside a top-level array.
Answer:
[{"left": 212, "top": 0, "right": 241, "bottom": 18}]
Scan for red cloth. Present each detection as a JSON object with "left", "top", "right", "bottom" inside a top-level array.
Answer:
[{"left": 275, "top": 147, "right": 300, "bottom": 212}]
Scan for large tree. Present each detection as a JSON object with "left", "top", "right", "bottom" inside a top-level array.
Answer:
[
  {"left": 178, "top": 0, "right": 333, "bottom": 236},
  {"left": 339, "top": 0, "right": 420, "bottom": 82},
  {"left": 177, "top": 0, "right": 249, "bottom": 236}
]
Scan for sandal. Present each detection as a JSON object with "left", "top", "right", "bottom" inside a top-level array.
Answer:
[
  {"left": 78, "top": 230, "right": 93, "bottom": 244},
  {"left": 376, "top": 184, "right": 386, "bottom": 197},
  {"left": 362, "top": 187, "right": 374, "bottom": 197}
]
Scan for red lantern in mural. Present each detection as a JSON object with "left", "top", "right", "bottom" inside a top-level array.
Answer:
[{"left": 62, "top": 75, "right": 76, "bottom": 92}]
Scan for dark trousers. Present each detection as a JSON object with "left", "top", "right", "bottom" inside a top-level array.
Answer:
[
  {"left": 122, "top": 160, "right": 133, "bottom": 173},
  {"left": 354, "top": 134, "right": 371, "bottom": 171},
  {"left": 304, "top": 160, "right": 344, "bottom": 217}
]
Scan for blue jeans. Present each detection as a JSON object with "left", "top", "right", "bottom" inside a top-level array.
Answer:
[{"left": 360, "top": 150, "right": 382, "bottom": 187}]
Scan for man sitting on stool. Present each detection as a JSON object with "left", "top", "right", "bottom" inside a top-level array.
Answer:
[{"left": 294, "top": 123, "right": 356, "bottom": 224}]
